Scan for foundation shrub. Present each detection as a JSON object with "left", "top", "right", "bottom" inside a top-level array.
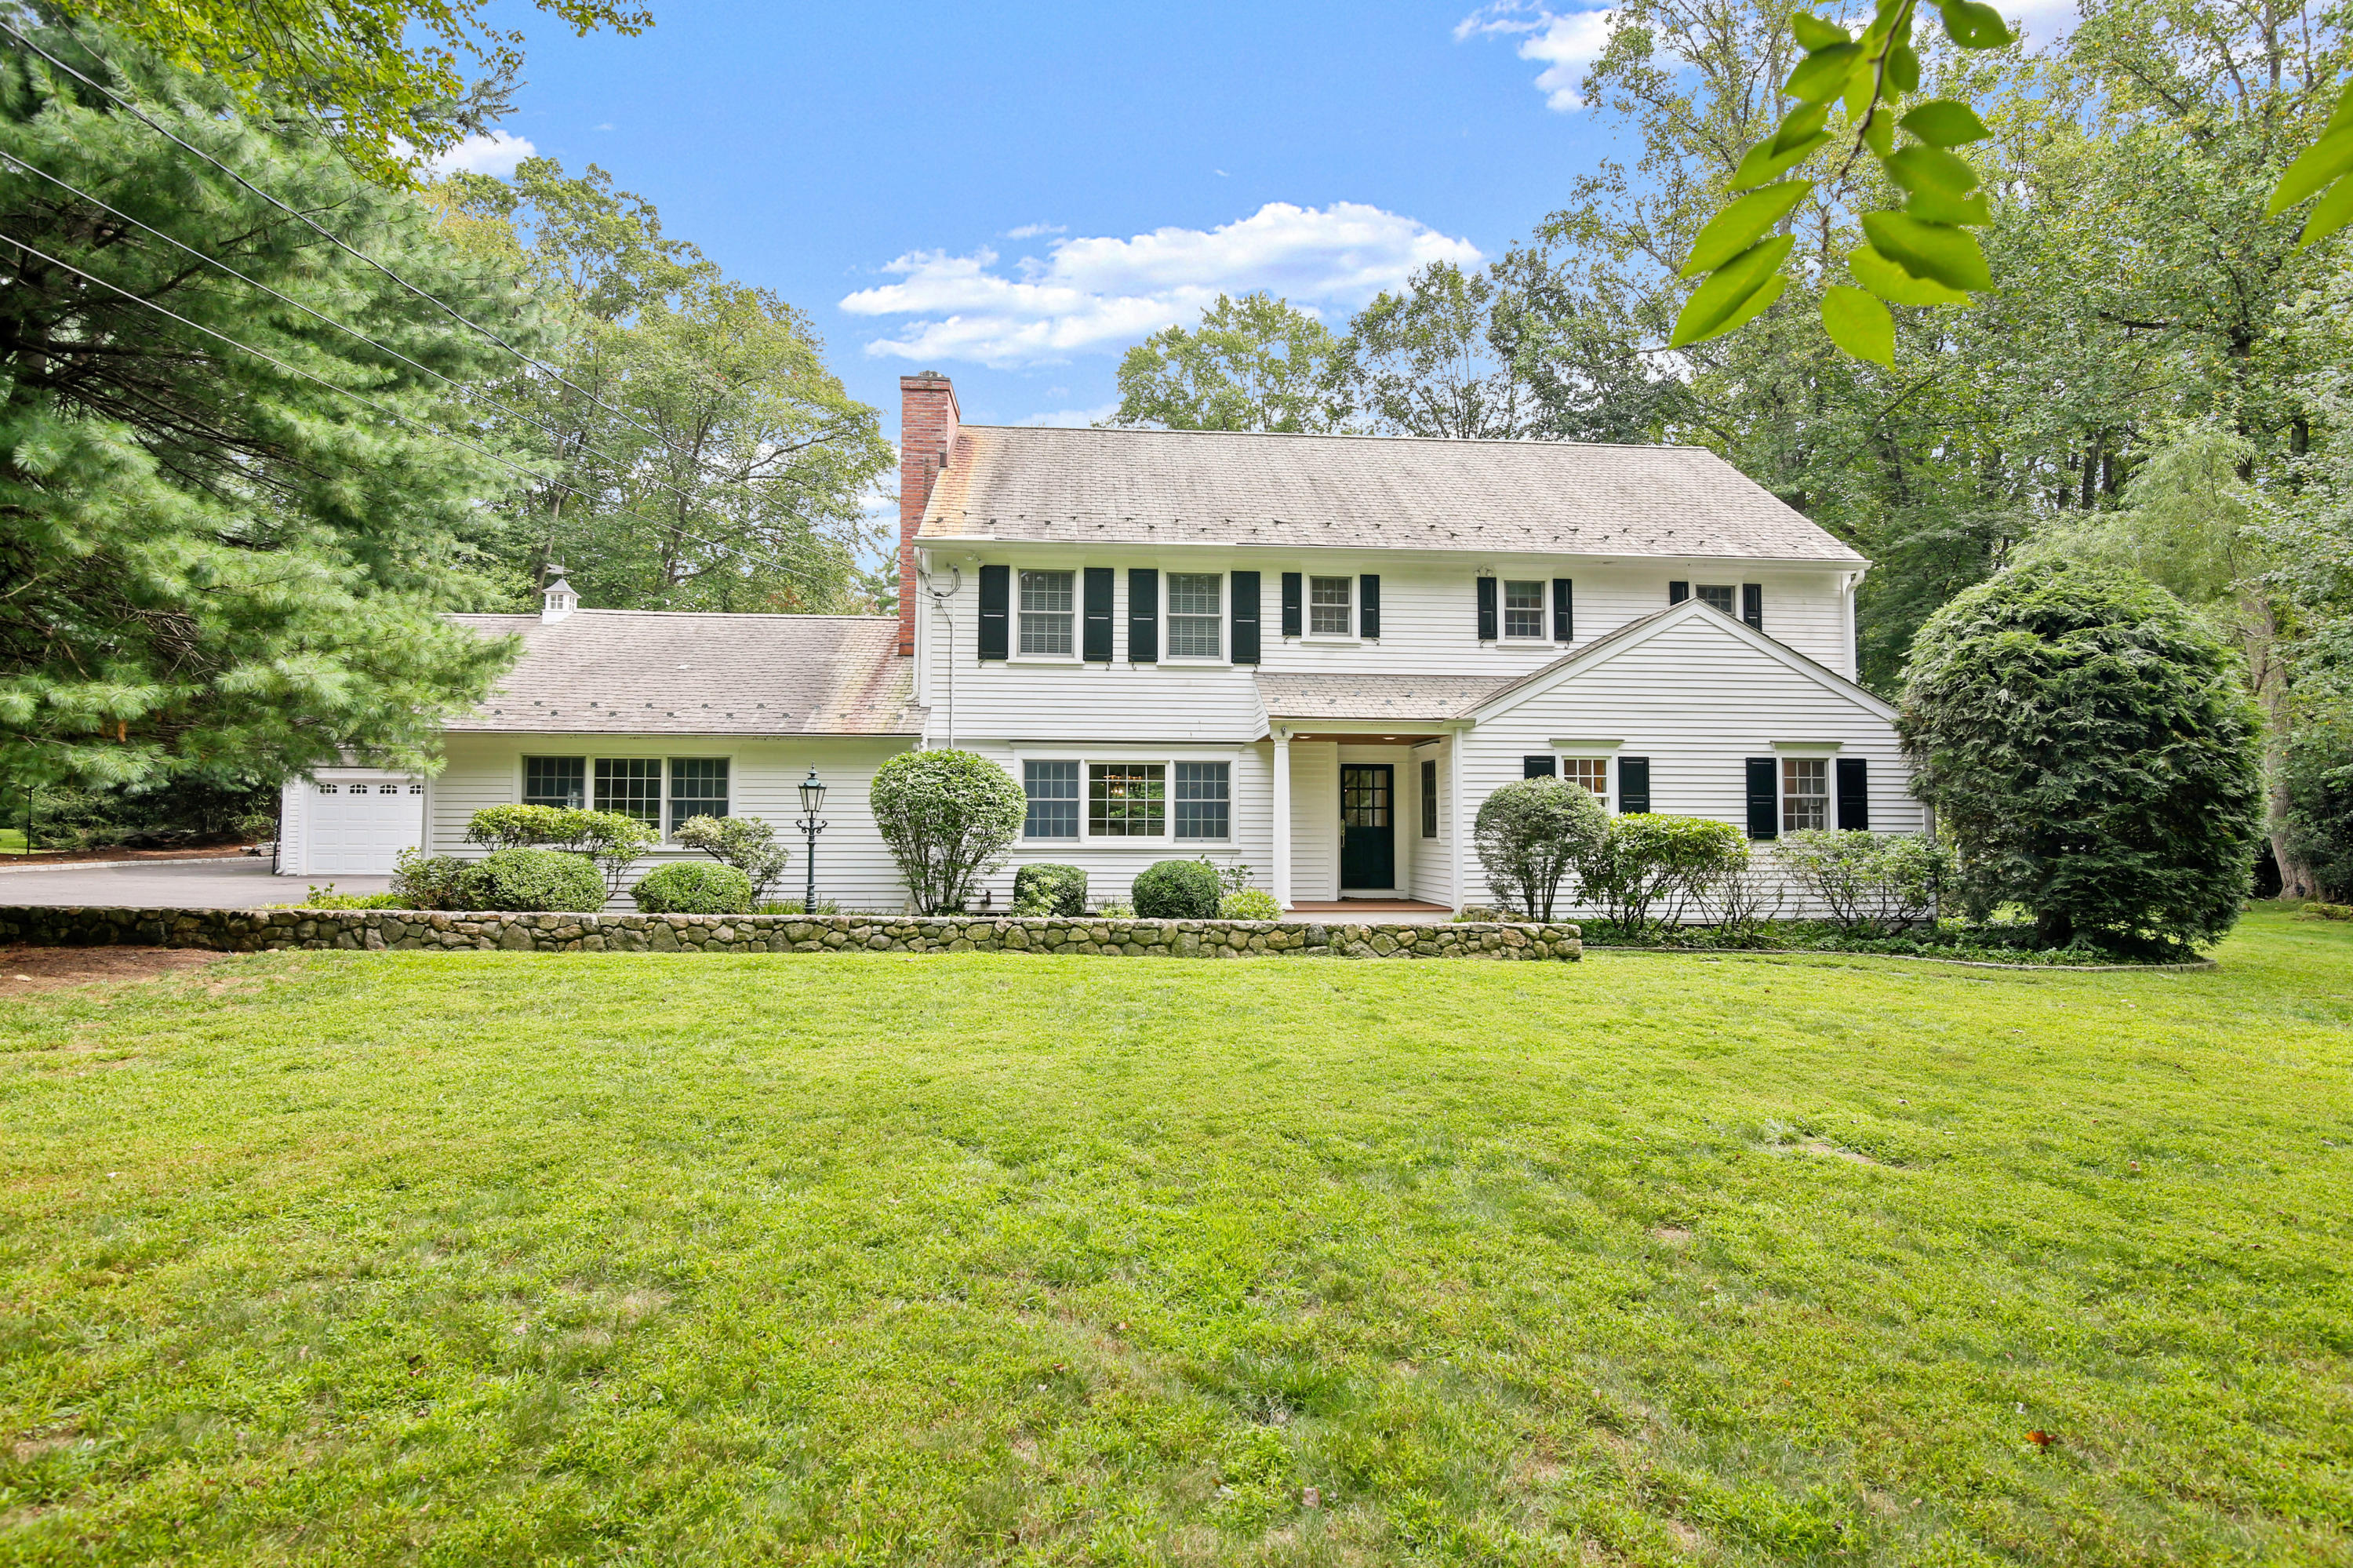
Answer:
[
  {"left": 631, "top": 861, "right": 755, "bottom": 915},
  {"left": 1012, "top": 864, "right": 1088, "bottom": 917},
  {"left": 1132, "top": 859, "right": 1220, "bottom": 919},
  {"left": 458, "top": 848, "right": 606, "bottom": 912}
]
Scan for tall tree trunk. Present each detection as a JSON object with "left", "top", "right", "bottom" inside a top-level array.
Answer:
[{"left": 2246, "top": 591, "right": 2313, "bottom": 900}]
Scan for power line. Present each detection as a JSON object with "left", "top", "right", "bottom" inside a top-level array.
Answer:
[
  {"left": 0, "top": 145, "right": 825, "bottom": 539},
  {"left": 0, "top": 15, "right": 714, "bottom": 468},
  {"left": 0, "top": 229, "right": 830, "bottom": 586}
]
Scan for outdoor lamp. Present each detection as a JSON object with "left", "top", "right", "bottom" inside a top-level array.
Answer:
[{"left": 796, "top": 767, "right": 828, "bottom": 911}]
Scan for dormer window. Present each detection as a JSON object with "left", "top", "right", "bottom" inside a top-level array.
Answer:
[
  {"left": 1019, "top": 569, "right": 1074, "bottom": 656},
  {"left": 1308, "top": 576, "right": 1352, "bottom": 636},
  {"left": 1697, "top": 584, "right": 1736, "bottom": 615}
]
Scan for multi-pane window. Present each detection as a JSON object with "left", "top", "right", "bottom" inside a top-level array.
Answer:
[
  {"left": 1563, "top": 757, "right": 1609, "bottom": 799},
  {"left": 1420, "top": 759, "right": 1438, "bottom": 839},
  {"left": 1024, "top": 760, "right": 1080, "bottom": 839},
  {"left": 1341, "top": 766, "right": 1391, "bottom": 828},
  {"left": 524, "top": 756, "right": 587, "bottom": 809},
  {"left": 1089, "top": 764, "right": 1166, "bottom": 836},
  {"left": 595, "top": 758, "right": 662, "bottom": 828},
  {"left": 1782, "top": 757, "right": 1828, "bottom": 832},
  {"left": 668, "top": 758, "right": 729, "bottom": 832},
  {"left": 1173, "top": 762, "right": 1229, "bottom": 839},
  {"left": 1503, "top": 580, "right": 1547, "bottom": 638},
  {"left": 1167, "top": 573, "right": 1222, "bottom": 659},
  {"left": 1308, "top": 575, "right": 1352, "bottom": 635},
  {"left": 1019, "top": 569, "right": 1075, "bottom": 656},
  {"left": 1697, "top": 584, "right": 1737, "bottom": 615}
]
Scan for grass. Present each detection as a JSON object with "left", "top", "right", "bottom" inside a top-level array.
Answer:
[{"left": 1, "top": 909, "right": 2348, "bottom": 1566}]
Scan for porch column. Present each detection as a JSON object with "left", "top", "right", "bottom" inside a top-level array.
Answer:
[
  {"left": 1448, "top": 729, "right": 1469, "bottom": 911},
  {"left": 1272, "top": 728, "right": 1293, "bottom": 910}
]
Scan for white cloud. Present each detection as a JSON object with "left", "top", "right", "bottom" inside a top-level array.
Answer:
[
  {"left": 2007, "top": 0, "right": 2080, "bottom": 45},
  {"left": 840, "top": 202, "right": 1482, "bottom": 368},
  {"left": 1016, "top": 401, "right": 1122, "bottom": 428},
  {"left": 428, "top": 130, "right": 536, "bottom": 176},
  {"left": 1457, "top": 2, "right": 1616, "bottom": 111},
  {"left": 1004, "top": 222, "right": 1067, "bottom": 239}
]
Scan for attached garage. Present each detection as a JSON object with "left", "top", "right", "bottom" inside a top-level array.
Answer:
[{"left": 278, "top": 771, "right": 424, "bottom": 877}]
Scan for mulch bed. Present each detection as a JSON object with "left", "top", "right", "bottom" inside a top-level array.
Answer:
[{"left": 0, "top": 944, "right": 232, "bottom": 995}]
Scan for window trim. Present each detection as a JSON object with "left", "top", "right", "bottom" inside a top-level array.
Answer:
[
  {"left": 1780, "top": 755, "right": 1830, "bottom": 835},
  {"left": 1695, "top": 583, "right": 1737, "bottom": 616},
  {"left": 1016, "top": 567, "right": 1079, "bottom": 660},
  {"left": 1534, "top": 750, "right": 1618, "bottom": 813},
  {"left": 1500, "top": 578, "right": 1548, "bottom": 640},
  {"left": 515, "top": 751, "right": 737, "bottom": 844},
  {"left": 1162, "top": 569, "right": 1226, "bottom": 663},
  {"left": 1015, "top": 751, "right": 1238, "bottom": 844},
  {"left": 1305, "top": 573, "right": 1355, "bottom": 639}
]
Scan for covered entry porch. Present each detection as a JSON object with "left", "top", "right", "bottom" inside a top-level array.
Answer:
[{"left": 1257, "top": 674, "right": 1504, "bottom": 915}]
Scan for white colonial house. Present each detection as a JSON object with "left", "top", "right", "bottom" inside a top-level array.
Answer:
[{"left": 278, "top": 371, "right": 1921, "bottom": 914}]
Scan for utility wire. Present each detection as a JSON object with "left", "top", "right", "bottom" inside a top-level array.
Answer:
[
  {"left": 0, "top": 228, "right": 827, "bottom": 586},
  {"left": 0, "top": 146, "right": 824, "bottom": 541},
  {"left": 0, "top": 15, "right": 718, "bottom": 468}
]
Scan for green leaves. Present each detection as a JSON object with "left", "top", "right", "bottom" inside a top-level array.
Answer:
[
  {"left": 1669, "top": 235, "right": 1794, "bottom": 347},
  {"left": 1673, "top": 0, "right": 2012, "bottom": 366},
  {"left": 1821, "top": 286, "right": 1894, "bottom": 366},
  {"left": 2260, "top": 79, "right": 2353, "bottom": 249},
  {"left": 1682, "top": 182, "right": 1810, "bottom": 277}
]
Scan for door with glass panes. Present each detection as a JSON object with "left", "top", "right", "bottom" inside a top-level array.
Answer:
[{"left": 1339, "top": 764, "right": 1395, "bottom": 890}]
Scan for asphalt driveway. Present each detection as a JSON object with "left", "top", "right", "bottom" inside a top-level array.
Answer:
[{"left": 0, "top": 857, "right": 391, "bottom": 908}]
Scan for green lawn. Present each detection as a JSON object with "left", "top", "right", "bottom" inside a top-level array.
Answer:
[{"left": 2, "top": 912, "right": 2348, "bottom": 1566}]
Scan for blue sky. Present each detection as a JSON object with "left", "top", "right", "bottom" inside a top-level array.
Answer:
[{"left": 444, "top": 2, "right": 1635, "bottom": 433}]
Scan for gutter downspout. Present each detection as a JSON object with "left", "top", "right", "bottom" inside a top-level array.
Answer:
[{"left": 927, "top": 564, "right": 962, "bottom": 751}]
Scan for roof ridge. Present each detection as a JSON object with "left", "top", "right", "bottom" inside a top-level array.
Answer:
[{"left": 962, "top": 424, "right": 1702, "bottom": 453}]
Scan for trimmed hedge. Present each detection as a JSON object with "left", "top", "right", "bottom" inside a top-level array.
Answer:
[
  {"left": 631, "top": 861, "right": 755, "bottom": 915},
  {"left": 1133, "top": 859, "right": 1220, "bottom": 919},
  {"left": 1013, "top": 863, "right": 1088, "bottom": 917},
  {"left": 458, "top": 848, "right": 606, "bottom": 912}
]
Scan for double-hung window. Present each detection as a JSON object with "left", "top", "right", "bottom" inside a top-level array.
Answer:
[
  {"left": 668, "top": 758, "right": 729, "bottom": 832},
  {"left": 1503, "top": 580, "right": 1547, "bottom": 638},
  {"left": 1308, "top": 575, "right": 1352, "bottom": 635},
  {"left": 1089, "top": 764, "right": 1165, "bottom": 836},
  {"left": 1167, "top": 573, "right": 1223, "bottom": 659},
  {"left": 1697, "top": 584, "right": 1737, "bottom": 615},
  {"left": 595, "top": 758, "right": 662, "bottom": 828},
  {"left": 1562, "top": 757, "right": 1609, "bottom": 799},
  {"left": 524, "top": 756, "right": 587, "bottom": 809},
  {"left": 1173, "top": 762, "right": 1229, "bottom": 839},
  {"left": 1019, "top": 569, "right": 1075, "bottom": 656},
  {"left": 1024, "top": 760, "right": 1080, "bottom": 839},
  {"left": 1782, "top": 757, "right": 1828, "bottom": 831}
]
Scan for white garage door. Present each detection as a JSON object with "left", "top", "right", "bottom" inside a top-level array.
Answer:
[{"left": 306, "top": 778, "right": 422, "bottom": 874}]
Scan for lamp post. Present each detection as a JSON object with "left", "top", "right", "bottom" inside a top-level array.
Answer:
[{"left": 796, "top": 767, "right": 828, "bottom": 911}]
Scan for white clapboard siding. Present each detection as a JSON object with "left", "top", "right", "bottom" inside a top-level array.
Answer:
[
  {"left": 428, "top": 733, "right": 917, "bottom": 912},
  {"left": 914, "top": 549, "right": 1857, "bottom": 741},
  {"left": 1408, "top": 738, "right": 1456, "bottom": 906}
]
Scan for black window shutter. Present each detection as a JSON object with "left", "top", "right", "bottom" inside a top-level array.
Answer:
[
  {"left": 1127, "top": 568, "right": 1158, "bottom": 664},
  {"left": 1359, "top": 574, "right": 1381, "bottom": 639},
  {"left": 1523, "top": 755, "right": 1556, "bottom": 778},
  {"left": 1082, "top": 567, "right": 1115, "bottom": 661},
  {"left": 1477, "top": 577, "right": 1498, "bottom": 640},
  {"left": 1281, "top": 572, "right": 1303, "bottom": 638},
  {"left": 1837, "top": 756, "right": 1869, "bottom": 831},
  {"left": 1552, "top": 578, "right": 1573, "bottom": 642},
  {"left": 977, "top": 565, "right": 1009, "bottom": 660},
  {"left": 1742, "top": 583, "right": 1763, "bottom": 630},
  {"left": 1669, "top": 580, "right": 1690, "bottom": 605},
  {"left": 1745, "top": 757, "right": 1778, "bottom": 839},
  {"left": 1231, "top": 570, "right": 1261, "bottom": 664},
  {"left": 1618, "top": 756, "right": 1650, "bottom": 813}
]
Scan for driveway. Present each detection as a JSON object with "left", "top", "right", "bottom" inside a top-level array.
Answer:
[{"left": 0, "top": 857, "right": 391, "bottom": 908}]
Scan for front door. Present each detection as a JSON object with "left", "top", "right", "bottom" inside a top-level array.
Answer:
[{"left": 1340, "top": 764, "right": 1395, "bottom": 890}]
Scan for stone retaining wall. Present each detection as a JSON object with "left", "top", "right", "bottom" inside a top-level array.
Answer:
[{"left": 0, "top": 906, "right": 1581, "bottom": 962}]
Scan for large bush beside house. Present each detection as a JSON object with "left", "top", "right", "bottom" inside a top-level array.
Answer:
[
  {"left": 1012, "top": 864, "right": 1088, "bottom": 917},
  {"left": 457, "top": 849, "right": 606, "bottom": 913},
  {"left": 672, "top": 815, "right": 788, "bottom": 902},
  {"left": 1900, "top": 561, "right": 2264, "bottom": 952},
  {"left": 1577, "top": 813, "right": 1748, "bottom": 935},
  {"left": 1132, "top": 860, "right": 1220, "bottom": 919},
  {"left": 631, "top": 861, "right": 755, "bottom": 915},
  {"left": 390, "top": 849, "right": 470, "bottom": 910},
  {"left": 870, "top": 749, "right": 1027, "bottom": 913},
  {"left": 465, "top": 806, "right": 655, "bottom": 897},
  {"left": 1475, "top": 778, "right": 1609, "bottom": 920}
]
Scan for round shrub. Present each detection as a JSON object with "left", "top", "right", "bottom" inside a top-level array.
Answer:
[
  {"left": 1013, "top": 862, "right": 1088, "bottom": 917},
  {"left": 1474, "top": 777, "right": 1609, "bottom": 920},
  {"left": 1131, "top": 858, "right": 1220, "bottom": 919},
  {"left": 631, "top": 860, "right": 755, "bottom": 915},
  {"left": 390, "top": 847, "right": 469, "bottom": 909},
  {"left": 1219, "top": 888, "right": 1282, "bottom": 921},
  {"left": 1900, "top": 560, "right": 2264, "bottom": 952},
  {"left": 458, "top": 847, "right": 606, "bottom": 912},
  {"left": 871, "top": 749, "right": 1027, "bottom": 913}
]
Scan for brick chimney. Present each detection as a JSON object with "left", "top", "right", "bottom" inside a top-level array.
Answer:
[{"left": 899, "top": 371, "right": 959, "bottom": 655}]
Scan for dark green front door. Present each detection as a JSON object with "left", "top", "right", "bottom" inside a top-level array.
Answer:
[{"left": 1340, "top": 764, "right": 1395, "bottom": 890}]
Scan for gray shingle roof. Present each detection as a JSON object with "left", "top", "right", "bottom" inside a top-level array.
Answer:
[
  {"left": 920, "top": 425, "right": 1866, "bottom": 563},
  {"left": 1255, "top": 673, "right": 1513, "bottom": 723},
  {"left": 445, "top": 611, "right": 918, "bottom": 735}
]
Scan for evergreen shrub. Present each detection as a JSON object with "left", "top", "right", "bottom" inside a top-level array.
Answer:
[
  {"left": 1012, "top": 864, "right": 1088, "bottom": 917},
  {"left": 1474, "top": 778, "right": 1609, "bottom": 919},
  {"left": 1131, "top": 859, "right": 1220, "bottom": 919},
  {"left": 870, "top": 750, "right": 1026, "bottom": 913},
  {"left": 458, "top": 848, "right": 606, "bottom": 912},
  {"left": 631, "top": 860, "right": 755, "bottom": 915}
]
